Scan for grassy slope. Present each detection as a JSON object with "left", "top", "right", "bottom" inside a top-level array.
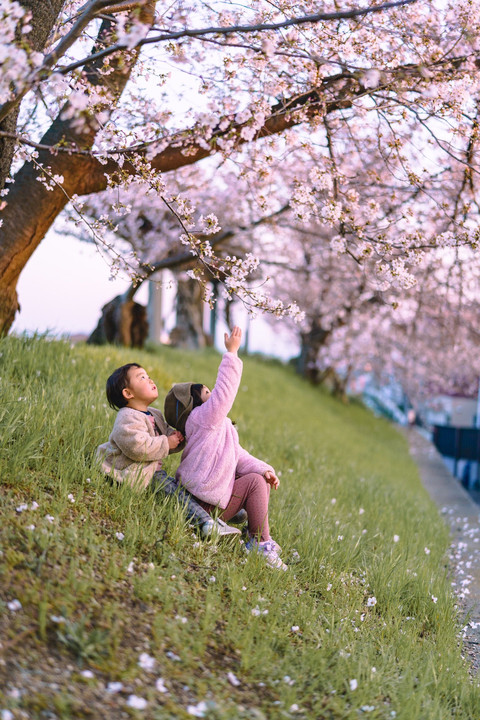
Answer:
[{"left": 0, "top": 335, "right": 478, "bottom": 719}]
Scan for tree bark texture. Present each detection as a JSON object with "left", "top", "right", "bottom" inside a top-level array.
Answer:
[
  {"left": 87, "top": 294, "right": 148, "bottom": 347},
  {"left": 297, "top": 319, "right": 332, "bottom": 384}
]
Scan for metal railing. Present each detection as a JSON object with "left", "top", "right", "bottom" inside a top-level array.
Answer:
[{"left": 432, "top": 425, "right": 480, "bottom": 479}]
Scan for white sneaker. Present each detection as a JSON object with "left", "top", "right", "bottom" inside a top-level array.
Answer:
[
  {"left": 245, "top": 538, "right": 288, "bottom": 571},
  {"left": 200, "top": 518, "right": 241, "bottom": 539}
]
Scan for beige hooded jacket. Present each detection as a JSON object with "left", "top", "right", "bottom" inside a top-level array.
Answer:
[{"left": 96, "top": 406, "right": 178, "bottom": 489}]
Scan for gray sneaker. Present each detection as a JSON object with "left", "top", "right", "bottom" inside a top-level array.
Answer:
[
  {"left": 200, "top": 518, "right": 241, "bottom": 539},
  {"left": 229, "top": 509, "right": 248, "bottom": 524}
]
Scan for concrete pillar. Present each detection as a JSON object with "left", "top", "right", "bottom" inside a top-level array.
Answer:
[{"left": 147, "top": 275, "right": 163, "bottom": 343}]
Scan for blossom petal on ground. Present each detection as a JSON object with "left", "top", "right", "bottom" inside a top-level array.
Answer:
[
  {"left": 106, "top": 682, "right": 123, "bottom": 693},
  {"left": 227, "top": 671, "right": 241, "bottom": 687},
  {"left": 127, "top": 695, "right": 147, "bottom": 709},
  {"left": 187, "top": 700, "right": 208, "bottom": 717},
  {"left": 155, "top": 678, "right": 168, "bottom": 693},
  {"left": 138, "top": 652, "right": 156, "bottom": 671}
]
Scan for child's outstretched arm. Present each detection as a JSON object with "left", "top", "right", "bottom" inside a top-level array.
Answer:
[{"left": 193, "top": 326, "right": 243, "bottom": 427}]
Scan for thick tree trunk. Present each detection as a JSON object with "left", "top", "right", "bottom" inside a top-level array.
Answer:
[
  {"left": 297, "top": 319, "right": 331, "bottom": 384},
  {"left": 169, "top": 277, "right": 210, "bottom": 349},
  {"left": 87, "top": 294, "right": 148, "bottom": 348},
  {"left": 0, "top": 0, "right": 67, "bottom": 331},
  {"left": 0, "top": 1, "right": 155, "bottom": 334},
  {"left": 0, "top": 132, "right": 98, "bottom": 333}
]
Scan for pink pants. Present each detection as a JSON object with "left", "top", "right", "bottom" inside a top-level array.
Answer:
[{"left": 198, "top": 473, "right": 271, "bottom": 541}]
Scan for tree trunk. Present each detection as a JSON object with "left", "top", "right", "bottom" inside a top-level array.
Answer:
[
  {"left": 0, "top": 1, "right": 156, "bottom": 335},
  {"left": 297, "top": 319, "right": 331, "bottom": 384},
  {"left": 87, "top": 294, "right": 148, "bottom": 348},
  {"left": 169, "top": 277, "right": 210, "bottom": 349}
]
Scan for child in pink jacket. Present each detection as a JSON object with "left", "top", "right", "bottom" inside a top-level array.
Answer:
[{"left": 164, "top": 326, "right": 287, "bottom": 570}]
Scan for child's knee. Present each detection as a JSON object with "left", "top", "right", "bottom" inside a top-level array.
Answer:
[{"left": 251, "top": 473, "right": 269, "bottom": 496}]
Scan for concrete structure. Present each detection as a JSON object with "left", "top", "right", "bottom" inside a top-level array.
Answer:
[
  {"left": 420, "top": 394, "right": 478, "bottom": 428},
  {"left": 403, "top": 427, "right": 480, "bottom": 674}
]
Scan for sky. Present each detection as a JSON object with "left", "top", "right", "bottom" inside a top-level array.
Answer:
[
  {"left": 12, "top": 229, "right": 133, "bottom": 338},
  {"left": 12, "top": 228, "right": 299, "bottom": 361}
]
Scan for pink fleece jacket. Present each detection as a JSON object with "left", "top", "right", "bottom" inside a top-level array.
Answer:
[{"left": 176, "top": 352, "right": 273, "bottom": 508}]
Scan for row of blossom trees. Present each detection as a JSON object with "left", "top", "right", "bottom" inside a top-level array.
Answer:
[
  {"left": 1, "top": 0, "right": 480, "bottom": 401},
  {"left": 81, "top": 145, "right": 480, "bottom": 401}
]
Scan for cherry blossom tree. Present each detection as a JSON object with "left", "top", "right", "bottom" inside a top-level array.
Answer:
[
  {"left": 263, "top": 224, "right": 480, "bottom": 400},
  {"left": 79, "top": 137, "right": 480, "bottom": 407},
  {"left": 1, "top": 0, "right": 480, "bottom": 344},
  {"left": 74, "top": 159, "right": 288, "bottom": 344}
]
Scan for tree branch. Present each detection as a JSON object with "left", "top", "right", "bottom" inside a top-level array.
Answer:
[
  {"left": 72, "top": 68, "right": 434, "bottom": 193},
  {"left": 56, "top": 0, "right": 418, "bottom": 76},
  {"left": 0, "top": 0, "right": 148, "bottom": 124},
  {"left": 121, "top": 203, "right": 291, "bottom": 300}
]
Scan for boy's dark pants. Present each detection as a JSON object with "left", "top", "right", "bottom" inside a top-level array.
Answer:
[{"left": 150, "top": 470, "right": 211, "bottom": 526}]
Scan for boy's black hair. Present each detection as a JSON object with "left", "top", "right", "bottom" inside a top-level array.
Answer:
[
  {"left": 106, "top": 363, "right": 141, "bottom": 410},
  {"left": 190, "top": 383, "right": 204, "bottom": 410}
]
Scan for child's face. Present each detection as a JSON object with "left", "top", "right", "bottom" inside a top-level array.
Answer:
[
  {"left": 200, "top": 385, "right": 211, "bottom": 403},
  {"left": 123, "top": 367, "right": 158, "bottom": 408}
]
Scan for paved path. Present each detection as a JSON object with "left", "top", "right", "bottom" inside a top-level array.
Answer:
[{"left": 402, "top": 428, "right": 480, "bottom": 674}]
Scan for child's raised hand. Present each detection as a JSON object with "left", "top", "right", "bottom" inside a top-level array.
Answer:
[
  {"left": 224, "top": 326, "right": 242, "bottom": 354},
  {"left": 264, "top": 470, "right": 280, "bottom": 490}
]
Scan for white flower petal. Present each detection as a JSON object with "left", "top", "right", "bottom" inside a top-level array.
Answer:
[{"left": 127, "top": 695, "right": 147, "bottom": 709}]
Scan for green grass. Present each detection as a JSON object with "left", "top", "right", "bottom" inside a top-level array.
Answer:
[{"left": 0, "top": 334, "right": 478, "bottom": 719}]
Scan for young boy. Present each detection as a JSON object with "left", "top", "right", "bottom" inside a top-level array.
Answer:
[{"left": 96, "top": 362, "right": 240, "bottom": 538}]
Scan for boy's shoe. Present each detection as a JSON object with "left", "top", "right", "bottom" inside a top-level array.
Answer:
[
  {"left": 229, "top": 509, "right": 248, "bottom": 524},
  {"left": 201, "top": 518, "right": 241, "bottom": 539},
  {"left": 245, "top": 537, "right": 288, "bottom": 571}
]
